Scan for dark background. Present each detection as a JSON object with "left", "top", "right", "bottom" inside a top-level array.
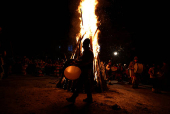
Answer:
[{"left": 0, "top": 0, "right": 168, "bottom": 65}]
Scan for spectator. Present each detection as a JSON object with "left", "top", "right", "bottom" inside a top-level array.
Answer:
[
  {"left": 106, "top": 61, "right": 112, "bottom": 84},
  {"left": 115, "top": 63, "right": 123, "bottom": 82},
  {"left": 128, "top": 56, "right": 140, "bottom": 88},
  {"left": 161, "top": 61, "right": 169, "bottom": 91},
  {"left": 0, "top": 42, "right": 9, "bottom": 79},
  {"left": 122, "top": 64, "right": 128, "bottom": 81},
  {"left": 148, "top": 64, "right": 161, "bottom": 93},
  {"left": 100, "top": 61, "right": 106, "bottom": 80},
  {"left": 110, "top": 64, "right": 117, "bottom": 80}
]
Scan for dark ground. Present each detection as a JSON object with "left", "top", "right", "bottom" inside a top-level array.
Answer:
[{"left": 0, "top": 75, "right": 170, "bottom": 114}]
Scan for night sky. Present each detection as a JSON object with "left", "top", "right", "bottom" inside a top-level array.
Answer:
[{"left": 0, "top": 0, "right": 168, "bottom": 64}]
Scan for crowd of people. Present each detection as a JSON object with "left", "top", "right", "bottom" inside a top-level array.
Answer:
[
  {"left": 100, "top": 60, "right": 130, "bottom": 85},
  {"left": 101, "top": 56, "right": 170, "bottom": 92},
  {"left": 0, "top": 46, "right": 170, "bottom": 93},
  {"left": 0, "top": 55, "right": 65, "bottom": 79}
]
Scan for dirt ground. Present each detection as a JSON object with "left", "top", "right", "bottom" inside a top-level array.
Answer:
[{"left": 0, "top": 75, "right": 170, "bottom": 114}]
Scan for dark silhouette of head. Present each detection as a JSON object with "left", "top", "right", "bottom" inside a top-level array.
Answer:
[{"left": 83, "top": 38, "right": 90, "bottom": 50}]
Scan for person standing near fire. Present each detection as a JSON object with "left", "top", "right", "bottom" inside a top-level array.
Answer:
[
  {"left": 106, "top": 60, "right": 112, "bottom": 84},
  {"left": 0, "top": 42, "right": 4, "bottom": 80},
  {"left": 0, "top": 41, "right": 9, "bottom": 79},
  {"left": 115, "top": 63, "right": 123, "bottom": 82},
  {"left": 161, "top": 61, "right": 169, "bottom": 91},
  {"left": 128, "top": 56, "right": 139, "bottom": 88},
  {"left": 148, "top": 64, "right": 162, "bottom": 93},
  {"left": 66, "top": 38, "right": 94, "bottom": 103}
]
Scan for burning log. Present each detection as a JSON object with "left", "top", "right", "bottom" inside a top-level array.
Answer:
[{"left": 71, "top": 32, "right": 86, "bottom": 59}]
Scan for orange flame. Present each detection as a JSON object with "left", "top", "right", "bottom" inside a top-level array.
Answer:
[
  {"left": 76, "top": 0, "right": 100, "bottom": 79},
  {"left": 77, "top": 0, "right": 100, "bottom": 58}
]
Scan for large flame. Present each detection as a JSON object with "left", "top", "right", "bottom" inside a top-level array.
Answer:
[
  {"left": 76, "top": 0, "right": 100, "bottom": 79},
  {"left": 77, "top": 0, "right": 100, "bottom": 59}
]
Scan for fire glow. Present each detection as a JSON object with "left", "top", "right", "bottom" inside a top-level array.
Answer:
[
  {"left": 77, "top": 0, "right": 100, "bottom": 57},
  {"left": 77, "top": 0, "right": 100, "bottom": 79}
]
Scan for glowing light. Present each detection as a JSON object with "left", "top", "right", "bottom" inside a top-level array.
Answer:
[
  {"left": 114, "top": 52, "right": 118, "bottom": 56},
  {"left": 71, "top": 0, "right": 100, "bottom": 80},
  {"left": 76, "top": 0, "right": 100, "bottom": 78},
  {"left": 77, "top": 0, "right": 100, "bottom": 57}
]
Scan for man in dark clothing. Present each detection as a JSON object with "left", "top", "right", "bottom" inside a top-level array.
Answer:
[{"left": 66, "top": 38, "right": 94, "bottom": 103}]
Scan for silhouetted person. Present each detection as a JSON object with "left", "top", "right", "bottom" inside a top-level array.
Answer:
[
  {"left": 66, "top": 38, "right": 94, "bottom": 103},
  {"left": 116, "top": 63, "right": 123, "bottom": 82},
  {"left": 161, "top": 61, "right": 169, "bottom": 91},
  {"left": 106, "top": 61, "right": 112, "bottom": 78},
  {"left": 0, "top": 42, "right": 9, "bottom": 79},
  {"left": 148, "top": 64, "right": 160, "bottom": 92},
  {"left": 106, "top": 61, "right": 112, "bottom": 84},
  {"left": 0, "top": 42, "right": 4, "bottom": 79},
  {"left": 128, "top": 56, "right": 140, "bottom": 88}
]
